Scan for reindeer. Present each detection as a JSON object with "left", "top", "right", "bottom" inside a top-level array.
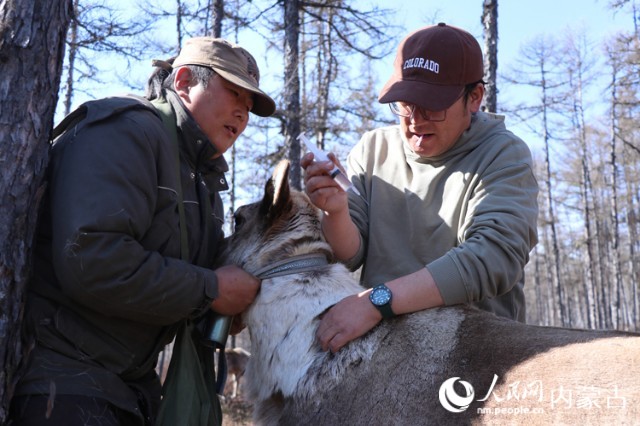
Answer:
[{"left": 220, "top": 160, "right": 640, "bottom": 425}]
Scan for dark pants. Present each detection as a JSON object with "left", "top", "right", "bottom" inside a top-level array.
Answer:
[{"left": 9, "top": 394, "right": 136, "bottom": 426}]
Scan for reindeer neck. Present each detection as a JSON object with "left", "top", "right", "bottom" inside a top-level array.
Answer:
[
  {"left": 253, "top": 253, "right": 328, "bottom": 279},
  {"left": 245, "top": 265, "right": 361, "bottom": 401}
]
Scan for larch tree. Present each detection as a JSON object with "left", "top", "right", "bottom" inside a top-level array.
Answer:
[
  {"left": 606, "top": 30, "right": 640, "bottom": 330},
  {"left": 481, "top": 0, "right": 498, "bottom": 112},
  {"left": 561, "top": 30, "right": 601, "bottom": 329},
  {"left": 283, "top": 0, "right": 303, "bottom": 189},
  {"left": 503, "top": 35, "right": 570, "bottom": 327},
  {"left": 60, "top": 0, "right": 152, "bottom": 115},
  {"left": 0, "top": 0, "right": 73, "bottom": 421},
  {"left": 604, "top": 37, "right": 626, "bottom": 330}
]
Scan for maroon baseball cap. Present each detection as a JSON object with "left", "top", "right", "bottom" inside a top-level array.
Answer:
[{"left": 378, "top": 23, "right": 484, "bottom": 111}]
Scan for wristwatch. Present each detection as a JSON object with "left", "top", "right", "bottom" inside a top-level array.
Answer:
[{"left": 369, "top": 284, "right": 395, "bottom": 319}]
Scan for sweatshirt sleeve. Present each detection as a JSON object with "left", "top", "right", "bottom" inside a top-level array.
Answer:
[
  {"left": 427, "top": 140, "right": 539, "bottom": 306},
  {"left": 342, "top": 134, "right": 371, "bottom": 271}
]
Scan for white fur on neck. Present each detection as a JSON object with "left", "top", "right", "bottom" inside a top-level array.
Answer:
[{"left": 244, "top": 264, "right": 364, "bottom": 401}]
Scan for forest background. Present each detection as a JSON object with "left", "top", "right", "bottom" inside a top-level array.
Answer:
[
  {"left": 56, "top": 0, "right": 639, "bottom": 332},
  {"left": 0, "top": 0, "right": 639, "bottom": 420}
]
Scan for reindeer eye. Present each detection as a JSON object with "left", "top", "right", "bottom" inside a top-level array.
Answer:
[{"left": 234, "top": 214, "right": 245, "bottom": 232}]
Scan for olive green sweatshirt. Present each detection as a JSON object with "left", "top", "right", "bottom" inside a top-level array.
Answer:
[{"left": 346, "top": 111, "right": 539, "bottom": 321}]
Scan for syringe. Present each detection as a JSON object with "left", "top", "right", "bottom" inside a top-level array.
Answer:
[{"left": 298, "top": 133, "right": 361, "bottom": 196}]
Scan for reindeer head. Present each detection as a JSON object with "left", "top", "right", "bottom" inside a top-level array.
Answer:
[{"left": 220, "top": 160, "right": 333, "bottom": 275}]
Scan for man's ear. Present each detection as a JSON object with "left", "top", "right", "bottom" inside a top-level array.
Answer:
[
  {"left": 173, "top": 67, "right": 194, "bottom": 96},
  {"left": 469, "top": 83, "right": 485, "bottom": 113}
]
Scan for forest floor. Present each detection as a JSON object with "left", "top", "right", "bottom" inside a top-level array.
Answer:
[{"left": 221, "top": 396, "right": 253, "bottom": 425}]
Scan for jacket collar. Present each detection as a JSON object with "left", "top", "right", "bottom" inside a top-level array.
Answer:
[{"left": 163, "top": 91, "right": 230, "bottom": 192}]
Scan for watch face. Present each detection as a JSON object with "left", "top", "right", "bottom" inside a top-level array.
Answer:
[{"left": 371, "top": 285, "right": 392, "bottom": 306}]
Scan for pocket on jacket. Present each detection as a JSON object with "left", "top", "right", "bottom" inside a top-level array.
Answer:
[{"left": 36, "top": 304, "right": 136, "bottom": 375}]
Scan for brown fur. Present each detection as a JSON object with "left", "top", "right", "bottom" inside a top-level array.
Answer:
[{"left": 220, "top": 160, "right": 640, "bottom": 425}]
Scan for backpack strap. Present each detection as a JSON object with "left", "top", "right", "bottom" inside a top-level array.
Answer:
[
  {"left": 150, "top": 99, "right": 189, "bottom": 262},
  {"left": 51, "top": 104, "right": 88, "bottom": 142},
  {"left": 152, "top": 98, "right": 223, "bottom": 426}
]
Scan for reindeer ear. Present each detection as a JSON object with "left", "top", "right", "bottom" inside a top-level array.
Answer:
[
  {"left": 271, "top": 160, "right": 291, "bottom": 209},
  {"left": 259, "top": 160, "right": 291, "bottom": 220},
  {"left": 260, "top": 177, "right": 275, "bottom": 216}
]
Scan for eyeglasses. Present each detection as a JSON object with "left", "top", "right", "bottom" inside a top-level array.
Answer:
[{"left": 389, "top": 102, "right": 447, "bottom": 122}]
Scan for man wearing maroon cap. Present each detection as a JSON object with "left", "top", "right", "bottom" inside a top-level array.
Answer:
[
  {"left": 11, "top": 38, "right": 275, "bottom": 425},
  {"left": 303, "top": 24, "right": 539, "bottom": 353}
]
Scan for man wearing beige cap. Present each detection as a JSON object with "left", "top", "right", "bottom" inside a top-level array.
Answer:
[
  {"left": 10, "top": 38, "right": 274, "bottom": 425},
  {"left": 303, "top": 24, "right": 538, "bottom": 353}
]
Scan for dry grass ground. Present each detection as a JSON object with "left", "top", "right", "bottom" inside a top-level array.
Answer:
[
  {"left": 221, "top": 397, "right": 253, "bottom": 426},
  {"left": 221, "top": 331, "right": 253, "bottom": 425}
]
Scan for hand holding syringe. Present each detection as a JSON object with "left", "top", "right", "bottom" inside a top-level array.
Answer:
[{"left": 298, "top": 133, "right": 361, "bottom": 197}]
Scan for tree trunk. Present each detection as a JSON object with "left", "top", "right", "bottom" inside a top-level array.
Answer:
[
  {"left": 283, "top": 0, "right": 302, "bottom": 189},
  {"left": 212, "top": 0, "right": 224, "bottom": 38},
  {"left": 481, "top": 0, "right": 498, "bottom": 112},
  {"left": 63, "top": 0, "right": 79, "bottom": 116},
  {"left": 625, "top": 171, "right": 640, "bottom": 331},
  {"left": 315, "top": 11, "right": 334, "bottom": 150},
  {"left": 539, "top": 68, "right": 567, "bottom": 327},
  {"left": 607, "top": 59, "right": 626, "bottom": 329},
  {"left": 0, "top": 0, "right": 72, "bottom": 421},
  {"left": 622, "top": 148, "right": 640, "bottom": 331},
  {"left": 571, "top": 72, "right": 598, "bottom": 330},
  {"left": 176, "top": 0, "right": 183, "bottom": 49}
]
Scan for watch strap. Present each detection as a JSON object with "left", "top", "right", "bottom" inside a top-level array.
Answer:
[{"left": 377, "top": 302, "right": 395, "bottom": 319}]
